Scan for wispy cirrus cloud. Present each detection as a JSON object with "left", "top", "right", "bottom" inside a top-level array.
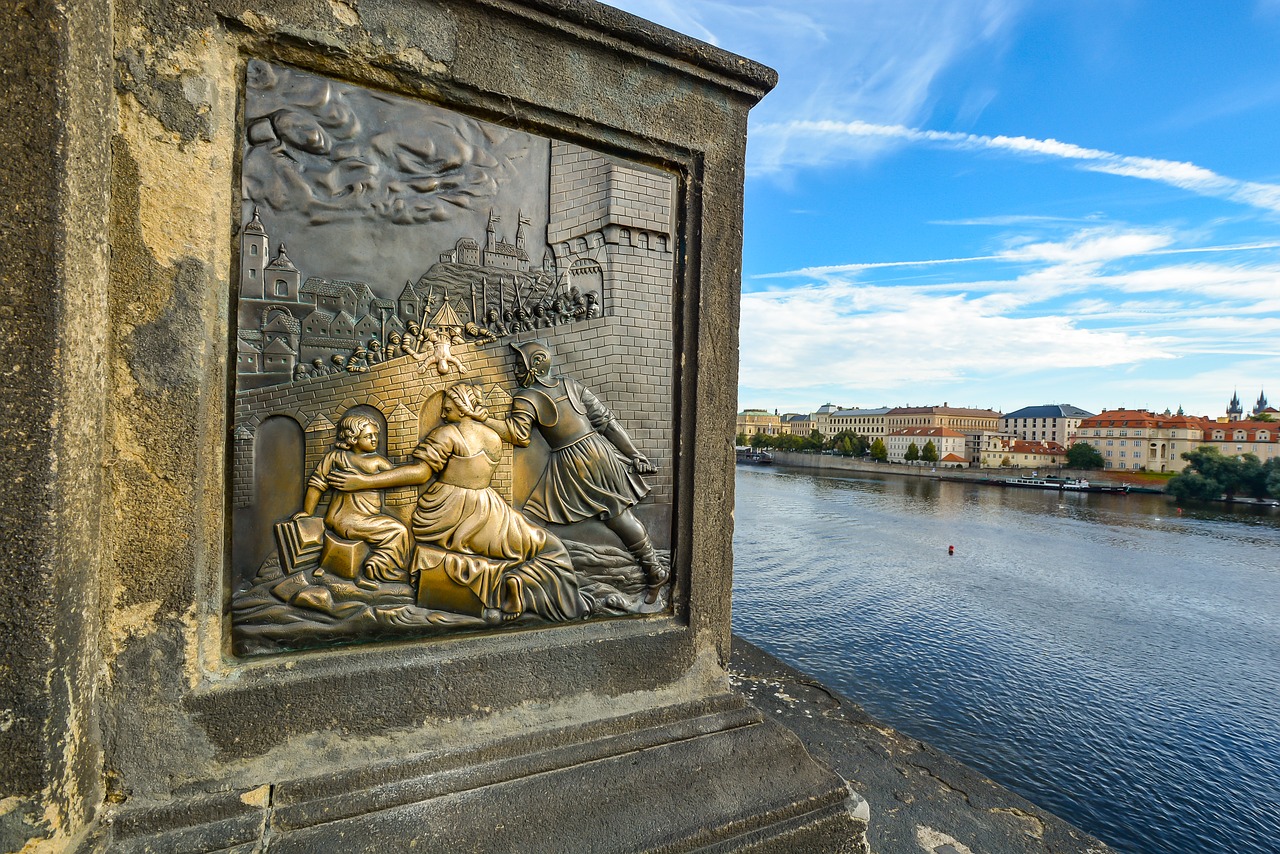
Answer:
[
  {"left": 760, "top": 232, "right": 1280, "bottom": 282},
  {"left": 605, "top": 1, "right": 1025, "bottom": 170},
  {"left": 930, "top": 214, "right": 1101, "bottom": 227},
  {"left": 750, "top": 119, "right": 1280, "bottom": 214}
]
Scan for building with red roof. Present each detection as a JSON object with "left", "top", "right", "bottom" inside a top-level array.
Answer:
[{"left": 1070, "top": 410, "right": 1210, "bottom": 472}]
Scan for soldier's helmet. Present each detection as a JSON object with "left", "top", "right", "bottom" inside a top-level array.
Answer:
[{"left": 511, "top": 340, "right": 553, "bottom": 386}]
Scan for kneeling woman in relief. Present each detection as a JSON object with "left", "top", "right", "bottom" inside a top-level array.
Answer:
[{"left": 330, "top": 383, "right": 588, "bottom": 624}]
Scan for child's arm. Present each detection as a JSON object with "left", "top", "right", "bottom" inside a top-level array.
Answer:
[
  {"left": 293, "top": 454, "right": 332, "bottom": 519},
  {"left": 293, "top": 486, "right": 324, "bottom": 520}
]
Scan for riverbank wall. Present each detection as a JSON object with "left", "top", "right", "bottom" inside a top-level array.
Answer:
[{"left": 766, "top": 451, "right": 1164, "bottom": 491}]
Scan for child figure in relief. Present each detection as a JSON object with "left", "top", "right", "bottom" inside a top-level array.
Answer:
[{"left": 294, "top": 414, "right": 411, "bottom": 589}]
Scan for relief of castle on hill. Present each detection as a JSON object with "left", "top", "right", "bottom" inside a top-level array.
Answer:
[
  {"left": 230, "top": 61, "right": 677, "bottom": 656},
  {"left": 236, "top": 208, "right": 605, "bottom": 387}
]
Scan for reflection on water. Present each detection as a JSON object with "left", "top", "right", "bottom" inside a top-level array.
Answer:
[{"left": 732, "top": 466, "right": 1280, "bottom": 854}]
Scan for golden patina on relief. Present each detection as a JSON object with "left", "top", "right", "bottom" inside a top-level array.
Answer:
[{"left": 229, "top": 62, "right": 678, "bottom": 655}]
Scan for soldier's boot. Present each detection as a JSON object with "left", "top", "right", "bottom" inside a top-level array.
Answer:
[{"left": 623, "top": 532, "right": 668, "bottom": 604}]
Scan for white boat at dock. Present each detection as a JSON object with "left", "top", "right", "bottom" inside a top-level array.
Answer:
[{"left": 1002, "top": 476, "right": 1090, "bottom": 490}]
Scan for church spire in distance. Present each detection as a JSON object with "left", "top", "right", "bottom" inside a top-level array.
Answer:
[{"left": 1228, "top": 389, "right": 1243, "bottom": 421}]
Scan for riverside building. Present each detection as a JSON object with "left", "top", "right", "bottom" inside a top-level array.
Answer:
[
  {"left": 1001, "top": 404, "right": 1094, "bottom": 445},
  {"left": 1071, "top": 410, "right": 1208, "bottom": 472},
  {"left": 825, "top": 407, "right": 892, "bottom": 442},
  {"left": 736, "top": 408, "right": 783, "bottom": 438},
  {"left": 884, "top": 426, "right": 967, "bottom": 465},
  {"left": 978, "top": 438, "right": 1067, "bottom": 469}
]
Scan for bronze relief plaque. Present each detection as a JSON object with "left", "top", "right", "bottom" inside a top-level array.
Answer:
[{"left": 230, "top": 61, "right": 676, "bottom": 656}]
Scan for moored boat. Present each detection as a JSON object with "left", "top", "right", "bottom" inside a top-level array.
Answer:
[{"left": 1002, "top": 476, "right": 1089, "bottom": 490}]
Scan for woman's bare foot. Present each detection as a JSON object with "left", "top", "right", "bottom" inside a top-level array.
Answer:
[
  {"left": 500, "top": 576, "right": 524, "bottom": 621},
  {"left": 355, "top": 566, "right": 381, "bottom": 591}
]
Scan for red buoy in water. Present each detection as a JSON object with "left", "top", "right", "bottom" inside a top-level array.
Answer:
[{"left": 948, "top": 545, "right": 955, "bottom": 556}]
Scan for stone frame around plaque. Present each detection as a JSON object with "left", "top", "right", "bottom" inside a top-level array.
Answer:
[{"left": 226, "top": 59, "right": 686, "bottom": 657}]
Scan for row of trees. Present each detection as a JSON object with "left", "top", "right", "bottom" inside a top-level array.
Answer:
[
  {"left": 1167, "top": 447, "right": 1280, "bottom": 501},
  {"left": 737, "top": 429, "right": 827, "bottom": 453},
  {"left": 736, "top": 430, "right": 940, "bottom": 463}
]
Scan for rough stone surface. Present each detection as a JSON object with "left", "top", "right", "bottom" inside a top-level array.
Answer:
[
  {"left": 730, "top": 638, "right": 1116, "bottom": 854},
  {"left": 0, "top": 0, "right": 112, "bottom": 849},
  {"left": 91, "top": 0, "right": 771, "bottom": 802}
]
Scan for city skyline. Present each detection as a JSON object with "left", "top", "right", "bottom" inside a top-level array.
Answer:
[
  {"left": 604, "top": 1, "right": 1280, "bottom": 417},
  {"left": 737, "top": 390, "right": 1271, "bottom": 421}
]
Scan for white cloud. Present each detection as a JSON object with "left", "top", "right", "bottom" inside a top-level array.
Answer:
[
  {"left": 738, "top": 282, "right": 1175, "bottom": 394},
  {"left": 1002, "top": 229, "right": 1175, "bottom": 265},
  {"left": 760, "top": 232, "right": 1280, "bottom": 286},
  {"left": 739, "top": 227, "right": 1280, "bottom": 400},
  {"left": 753, "top": 120, "right": 1280, "bottom": 215},
  {"left": 931, "top": 214, "right": 1098, "bottom": 227}
]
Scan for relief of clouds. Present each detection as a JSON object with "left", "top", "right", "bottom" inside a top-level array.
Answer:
[{"left": 242, "top": 61, "right": 521, "bottom": 226}]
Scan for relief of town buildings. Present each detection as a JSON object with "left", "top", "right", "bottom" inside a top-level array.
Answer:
[{"left": 236, "top": 205, "right": 610, "bottom": 388}]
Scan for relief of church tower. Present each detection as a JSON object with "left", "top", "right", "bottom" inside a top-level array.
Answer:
[{"left": 239, "top": 208, "right": 268, "bottom": 299}]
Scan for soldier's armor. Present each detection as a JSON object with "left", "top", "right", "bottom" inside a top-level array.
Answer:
[{"left": 512, "top": 379, "right": 605, "bottom": 450}]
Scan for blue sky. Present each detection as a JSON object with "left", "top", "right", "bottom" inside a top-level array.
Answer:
[{"left": 603, "top": 0, "right": 1280, "bottom": 419}]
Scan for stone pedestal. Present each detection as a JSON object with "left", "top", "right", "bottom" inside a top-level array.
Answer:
[
  {"left": 104, "top": 697, "right": 866, "bottom": 853},
  {"left": 1, "top": 1, "right": 868, "bottom": 851}
]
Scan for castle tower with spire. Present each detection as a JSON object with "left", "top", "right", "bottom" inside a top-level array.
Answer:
[
  {"left": 515, "top": 211, "right": 529, "bottom": 254},
  {"left": 1254, "top": 390, "right": 1270, "bottom": 417},
  {"left": 486, "top": 210, "right": 499, "bottom": 253},
  {"left": 478, "top": 209, "right": 531, "bottom": 271},
  {"left": 1228, "top": 390, "right": 1244, "bottom": 421}
]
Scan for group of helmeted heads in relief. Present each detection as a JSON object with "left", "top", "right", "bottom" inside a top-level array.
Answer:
[
  {"left": 290, "top": 287, "right": 600, "bottom": 384},
  {"left": 292, "top": 340, "right": 667, "bottom": 625}
]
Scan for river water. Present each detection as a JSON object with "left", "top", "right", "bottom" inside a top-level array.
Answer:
[{"left": 731, "top": 465, "right": 1280, "bottom": 854}]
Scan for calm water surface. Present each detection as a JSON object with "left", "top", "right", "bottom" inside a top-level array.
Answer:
[{"left": 731, "top": 465, "right": 1280, "bottom": 854}]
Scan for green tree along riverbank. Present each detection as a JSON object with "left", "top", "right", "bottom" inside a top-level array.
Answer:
[
  {"left": 1065, "top": 442, "right": 1105, "bottom": 469},
  {"left": 1167, "top": 447, "right": 1280, "bottom": 502}
]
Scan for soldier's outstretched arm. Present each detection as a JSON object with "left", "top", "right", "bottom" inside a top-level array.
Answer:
[{"left": 601, "top": 420, "right": 656, "bottom": 474}]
